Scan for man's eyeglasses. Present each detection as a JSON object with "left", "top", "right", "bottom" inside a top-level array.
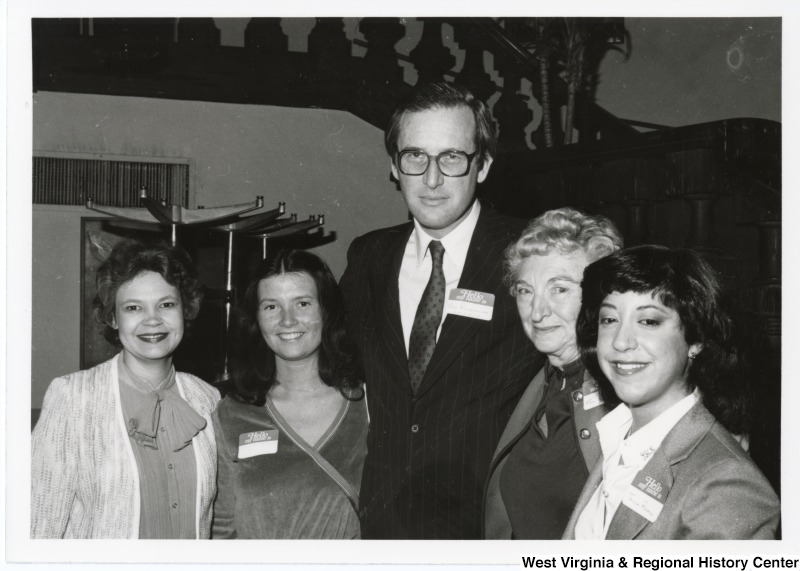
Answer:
[{"left": 396, "top": 150, "right": 478, "bottom": 177}]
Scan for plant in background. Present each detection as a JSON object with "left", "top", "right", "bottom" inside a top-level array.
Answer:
[{"left": 518, "top": 17, "right": 630, "bottom": 146}]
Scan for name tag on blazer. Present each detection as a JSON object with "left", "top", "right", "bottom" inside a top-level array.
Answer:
[
  {"left": 444, "top": 288, "right": 495, "bottom": 321},
  {"left": 238, "top": 429, "right": 279, "bottom": 459},
  {"left": 582, "top": 384, "right": 604, "bottom": 411},
  {"left": 622, "top": 474, "right": 667, "bottom": 522}
]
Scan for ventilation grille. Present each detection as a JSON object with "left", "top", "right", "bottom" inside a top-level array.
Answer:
[{"left": 33, "top": 155, "right": 191, "bottom": 207}]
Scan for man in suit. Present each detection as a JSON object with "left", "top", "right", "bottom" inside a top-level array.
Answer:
[{"left": 340, "top": 82, "right": 543, "bottom": 539}]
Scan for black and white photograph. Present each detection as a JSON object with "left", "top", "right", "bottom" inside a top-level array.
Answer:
[{"left": 5, "top": 0, "right": 797, "bottom": 566}]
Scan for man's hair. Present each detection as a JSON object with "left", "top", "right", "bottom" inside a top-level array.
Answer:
[
  {"left": 504, "top": 207, "right": 623, "bottom": 289},
  {"left": 384, "top": 81, "right": 496, "bottom": 169}
]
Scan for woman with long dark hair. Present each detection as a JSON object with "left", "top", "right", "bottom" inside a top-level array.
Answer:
[
  {"left": 563, "top": 245, "right": 779, "bottom": 539},
  {"left": 211, "top": 249, "right": 367, "bottom": 539}
]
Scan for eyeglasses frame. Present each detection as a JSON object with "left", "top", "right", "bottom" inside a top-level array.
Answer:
[{"left": 394, "top": 149, "right": 479, "bottom": 178}]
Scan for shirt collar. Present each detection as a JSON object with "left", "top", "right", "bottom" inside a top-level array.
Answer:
[
  {"left": 545, "top": 358, "right": 584, "bottom": 390},
  {"left": 597, "top": 389, "right": 700, "bottom": 468},
  {"left": 412, "top": 200, "right": 481, "bottom": 268}
]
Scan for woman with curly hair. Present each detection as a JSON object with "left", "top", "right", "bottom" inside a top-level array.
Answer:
[
  {"left": 31, "top": 240, "right": 220, "bottom": 539},
  {"left": 563, "top": 245, "right": 779, "bottom": 539},
  {"left": 484, "top": 207, "right": 622, "bottom": 539},
  {"left": 212, "top": 249, "right": 367, "bottom": 539}
]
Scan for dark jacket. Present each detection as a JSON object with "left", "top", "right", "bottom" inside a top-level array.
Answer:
[
  {"left": 340, "top": 206, "right": 543, "bottom": 539},
  {"left": 483, "top": 365, "right": 610, "bottom": 538}
]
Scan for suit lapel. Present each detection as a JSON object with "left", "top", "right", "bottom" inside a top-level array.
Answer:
[
  {"left": 605, "top": 403, "right": 715, "bottom": 539},
  {"left": 606, "top": 447, "right": 674, "bottom": 539},
  {"left": 373, "top": 224, "right": 414, "bottom": 389},
  {"left": 574, "top": 371, "right": 609, "bottom": 470},
  {"left": 415, "top": 209, "right": 506, "bottom": 397},
  {"left": 492, "top": 368, "right": 546, "bottom": 463}
]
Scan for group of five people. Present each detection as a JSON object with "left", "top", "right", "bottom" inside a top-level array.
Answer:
[{"left": 31, "top": 82, "right": 779, "bottom": 540}]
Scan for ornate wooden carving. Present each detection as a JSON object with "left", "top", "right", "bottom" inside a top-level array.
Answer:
[
  {"left": 356, "top": 18, "right": 408, "bottom": 128},
  {"left": 409, "top": 18, "right": 456, "bottom": 85},
  {"left": 495, "top": 47, "right": 533, "bottom": 153},
  {"left": 308, "top": 18, "right": 350, "bottom": 61},
  {"left": 359, "top": 18, "right": 405, "bottom": 86},
  {"left": 245, "top": 18, "right": 288, "bottom": 56},
  {"left": 453, "top": 20, "right": 497, "bottom": 104},
  {"left": 307, "top": 18, "right": 354, "bottom": 107}
]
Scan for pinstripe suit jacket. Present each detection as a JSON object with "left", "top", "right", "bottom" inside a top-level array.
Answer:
[{"left": 340, "top": 206, "right": 543, "bottom": 539}]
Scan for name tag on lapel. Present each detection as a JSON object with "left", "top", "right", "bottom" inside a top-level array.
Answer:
[
  {"left": 622, "top": 474, "right": 667, "bottom": 522},
  {"left": 238, "top": 429, "right": 279, "bottom": 459},
  {"left": 583, "top": 385, "right": 604, "bottom": 411},
  {"left": 444, "top": 288, "right": 495, "bottom": 321},
  {"left": 582, "top": 374, "right": 604, "bottom": 410}
]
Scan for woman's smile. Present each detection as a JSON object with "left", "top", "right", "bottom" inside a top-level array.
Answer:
[
  {"left": 136, "top": 332, "right": 170, "bottom": 343},
  {"left": 276, "top": 332, "right": 305, "bottom": 341},
  {"left": 609, "top": 361, "right": 649, "bottom": 375}
]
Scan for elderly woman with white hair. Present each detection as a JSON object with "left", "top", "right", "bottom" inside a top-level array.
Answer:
[{"left": 483, "top": 208, "right": 623, "bottom": 539}]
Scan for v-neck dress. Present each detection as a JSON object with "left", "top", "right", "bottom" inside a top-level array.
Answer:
[{"left": 211, "top": 389, "right": 368, "bottom": 539}]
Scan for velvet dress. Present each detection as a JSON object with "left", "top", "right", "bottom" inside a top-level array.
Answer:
[{"left": 211, "top": 389, "right": 368, "bottom": 539}]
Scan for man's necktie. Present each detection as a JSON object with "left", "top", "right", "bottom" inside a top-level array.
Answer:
[{"left": 408, "top": 240, "right": 446, "bottom": 394}]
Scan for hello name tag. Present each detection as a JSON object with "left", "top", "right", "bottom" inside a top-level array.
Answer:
[
  {"left": 582, "top": 385, "right": 604, "bottom": 411},
  {"left": 238, "top": 429, "right": 279, "bottom": 459},
  {"left": 622, "top": 474, "right": 667, "bottom": 522},
  {"left": 444, "top": 288, "right": 495, "bottom": 321}
]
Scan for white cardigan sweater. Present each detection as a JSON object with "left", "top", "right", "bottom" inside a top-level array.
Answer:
[{"left": 31, "top": 354, "right": 220, "bottom": 539}]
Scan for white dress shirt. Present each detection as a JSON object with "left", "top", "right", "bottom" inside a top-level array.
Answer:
[
  {"left": 574, "top": 389, "right": 700, "bottom": 539},
  {"left": 398, "top": 200, "right": 481, "bottom": 355}
]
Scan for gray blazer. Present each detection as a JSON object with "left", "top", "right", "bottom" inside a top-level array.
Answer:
[
  {"left": 482, "top": 366, "right": 610, "bottom": 538},
  {"left": 562, "top": 402, "right": 780, "bottom": 540}
]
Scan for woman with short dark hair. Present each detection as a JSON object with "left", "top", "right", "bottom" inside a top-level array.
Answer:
[
  {"left": 31, "top": 240, "right": 220, "bottom": 539},
  {"left": 212, "top": 249, "right": 367, "bottom": 539},
  {"left": 563, "top": 245, "right": 779, "bottom": 539}
]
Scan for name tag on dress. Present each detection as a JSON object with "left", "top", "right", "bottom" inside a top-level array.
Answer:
[
  {"left": 622, "top": 474, "right": 667, "bottom": 522},
  {"left": 238, "top": 429, "right": 279, "bottom": 459},
  {"left": 444, "top": 288, "right": 495, "bottom": 321}
]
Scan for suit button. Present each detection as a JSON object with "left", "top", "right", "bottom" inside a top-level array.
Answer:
[
  {"left": 572, "top": 390, "right": 583, "bottom": 402},
  {"left": 411, "top": 424, "right": 420, "bottom": 433},
  {"left": 579, "top": 428, "right": 591, "bottom": 439}
]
